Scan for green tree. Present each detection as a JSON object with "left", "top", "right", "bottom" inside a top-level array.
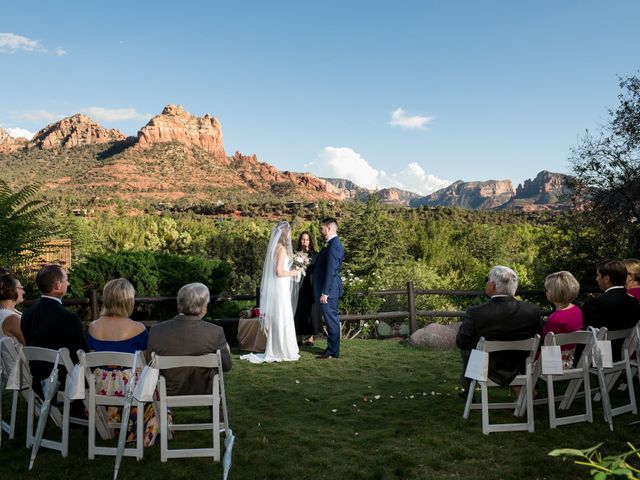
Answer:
[
  {"left": 572, "top": 71, "right": 640, "bottom": 254},
  {"left": 341, "top": 195, "right": 406, "bottom": 277},
  {"left": 0, "top": 180, "right": 57, "bottom": 271}
]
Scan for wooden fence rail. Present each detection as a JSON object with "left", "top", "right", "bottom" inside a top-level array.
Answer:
[{"left": 23, "top": 283, "right": 600, "bottom": 334}]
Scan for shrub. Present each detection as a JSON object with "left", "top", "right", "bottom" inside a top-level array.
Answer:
[{"left": 68, "top": 251, "right": 229, "bottom": 298}]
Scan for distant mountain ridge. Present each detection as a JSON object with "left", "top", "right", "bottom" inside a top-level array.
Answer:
[
  {"left": 0, "top": 105, "right": 344, "bottom": 208},
  {"left": 320, "top": 178, "right": 420, "bottom": 205},
  {"left": 408, "top": 170, "right": 574, "bottom": 211},
  {"left": 0, "top": 108, "right": 575, "bottom": 211}
]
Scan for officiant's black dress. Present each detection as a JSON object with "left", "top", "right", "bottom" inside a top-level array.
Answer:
[{"left": 294, "top": 252, "right": 323, "bottom": 336}]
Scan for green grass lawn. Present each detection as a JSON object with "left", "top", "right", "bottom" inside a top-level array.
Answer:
[{"left": 1, "top": 339, "right": 638, "bottom": 479}]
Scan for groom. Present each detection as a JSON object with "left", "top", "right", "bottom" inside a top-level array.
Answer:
[{"left": 313, "top": 217, "right": 345, "bottom": 359}]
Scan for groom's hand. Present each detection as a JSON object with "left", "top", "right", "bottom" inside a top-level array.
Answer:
[{"left": 320, "top": 294, "right": 328, "bottom": 304}]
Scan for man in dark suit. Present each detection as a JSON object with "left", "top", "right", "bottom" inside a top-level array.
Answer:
[
  {"left": 21, "top": 264, "right": 89, "bottom": 396},
  {"left": 147, "top": 282, "right": 232, "bottom": 396},
  {"left": 582, "top": 259, "right": 640, "bottom": 360},
  {"left": 457, "top": 265, "right": 542, "bottom": 391},
  {"left": 312, "top": 217, "right": 345, "bottom": 359}
]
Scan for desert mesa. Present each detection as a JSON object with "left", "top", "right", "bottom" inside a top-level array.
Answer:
[{"left": 0, "top": 104, "right": 574, "bottom": 211}]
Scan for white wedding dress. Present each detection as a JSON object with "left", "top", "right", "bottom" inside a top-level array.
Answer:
[{"left": 241, "top": 254, "right": 300, "bottom": 363}]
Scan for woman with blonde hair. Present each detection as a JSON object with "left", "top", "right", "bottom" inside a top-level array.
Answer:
[
  {"left": 543, "top": 271, "right": 583, "bottom": 368},
  {"left": 87, "top": 278, "right": 157, "bottom": 446},
  {"left": 623, "top": 259, "right": 640, "bottom": 301}
]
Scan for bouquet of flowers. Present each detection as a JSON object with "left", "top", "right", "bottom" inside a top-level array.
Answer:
[{"left": 292, "top": 251, "right": 311, "bottom": 276}]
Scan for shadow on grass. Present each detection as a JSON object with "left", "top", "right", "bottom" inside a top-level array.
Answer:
[{"left": 2, "top": 339, "right": 639, "bottom": 479}]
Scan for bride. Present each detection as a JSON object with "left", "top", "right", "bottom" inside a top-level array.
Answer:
[{"left": 241, "top": 221, "right": 300, "bottom": 363}]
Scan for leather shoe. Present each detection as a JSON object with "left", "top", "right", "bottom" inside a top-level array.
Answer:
[
  {"left": 316, "top": 354, "right": 335, "bottom": 360},
  {"left": 315, "top": 350, "right": 328, "bottom": 356}
]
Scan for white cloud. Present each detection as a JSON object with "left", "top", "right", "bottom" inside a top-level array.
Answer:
[
  {"left": 389, "top": 107, "right": 433, "bottom": 129},
  {"left": 11, "top": 110, "right": 64, "bottom": 122},
  {"left": 0, "top": 32, "right": 66, "bottom": 56},
  {"left": 83, "top": 107, "right": 152, "bottom": 122},
  {"left": 308, "top": 147, "right": 381, "bottom": 189},
  {"left": 0, "top": 33, "right": 45, "bottom": 53},
  {"left": 379, "top": 162, "right": 451, "bottom": 195},
  {"left": 306, "top": 147, "right": 450, "bottom": 196},
  {"left": 6, "top": 127, "right": 35, "bottom": 140}
]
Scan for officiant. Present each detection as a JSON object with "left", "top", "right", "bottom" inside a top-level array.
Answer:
[{"left": 293, "top": 232, "right": 323, "bottom": 346}]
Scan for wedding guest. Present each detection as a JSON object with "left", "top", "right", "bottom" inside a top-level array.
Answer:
[
  {"left": 21, "top": 264, "right": 89, "bottom": 397},
  {"left": 293, "top": 231, "right": 322, "bottom": 346},
  {"left": 87, "top": 278, "right": 158, "bottom": 446},
  {"left": 457, "top": 266, "right": 541, "bottom": 392},
  {"left": 582, "top": 259, "right": 640, "bottom": 360},
  {"left": 0, "top": 273, "right": 25, "bottom": 344},
  {"left": 148, "top": 282, "right": 232, "bottom": 394},
  {"left": 543, "top": 271, "right": 583, "bottom": 368},
  {"left": 0, "top": 273, "right": 29, "bottom": 399},
  {"left": 623, "top": 258, "right": 640, "bottom": 301}
]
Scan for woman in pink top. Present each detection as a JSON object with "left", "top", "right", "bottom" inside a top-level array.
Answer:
[
  {"left": 623, "top": 259, "right": 640, "bottom": 301},
  {"left": 543, "top": 271, "right": 584, "bottom": 368}
]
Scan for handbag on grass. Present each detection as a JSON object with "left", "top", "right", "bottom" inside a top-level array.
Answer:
[{"left": 133, "top": 357, "right": 159, "bottom": 402}]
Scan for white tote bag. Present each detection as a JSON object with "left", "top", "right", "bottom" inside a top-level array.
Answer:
[
  {"left": 66, "top": 360, "right": 86, "bottom": 400},
  {"left": 541, "top": 345, "right": 563, "bottom": 375},
  {"left": 465, "top": 348, "right": 489, "bottom": 382},
  {"left": 133, "top": 358, "right": 159, "bottom": 402},
  {"left": 592, "top": 340, "right": 613, "bottom": 368},
  {"left": 6, "top": 349, "right": 26, "bottom": 391}
]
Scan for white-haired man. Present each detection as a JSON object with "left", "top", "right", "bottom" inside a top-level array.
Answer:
[
  {"left": 456, "top": 266, "right": 542, "bottom": 393},
  {"left": 148, "top": 282, "right": 232, "bottom": 396}
]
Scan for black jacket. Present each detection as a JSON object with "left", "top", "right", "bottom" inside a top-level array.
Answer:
[
  {"left": 21, "top": 297, "right": 89, "bottom": 395},
  {"left": 582, "top": 287, "right": 640, "bottom": 360},
  {"left": 457, "top": 296, "right": 542, "bottom": 386}
]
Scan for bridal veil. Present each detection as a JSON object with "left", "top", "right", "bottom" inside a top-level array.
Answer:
[{"left": 259, "top": 221, "right": 295, "bottom": 334}]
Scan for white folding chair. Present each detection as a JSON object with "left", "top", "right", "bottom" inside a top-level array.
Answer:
[
  {"left": 539, "top": 331, "right": 594, "bottom": 428},
  {"left": 22, "top": 346, "right": 71, "bottom": 457},
  {"left": 631, "top": 324, "right": 640, "bottom": 386},
  {"left": 79, "top": 350, "right": 145, "bottom": 460},
  {"left": 590, "top": 326, "right": 638, "bottom": 430},
  {"left": 463, "top": 335, "right": 540, "bottom": 434},
  {"left": 60, "top": 349, "right": 111, "bottom": 441},
  {"left": 154, "top": 351, "right": 230, "bottom": 462}
]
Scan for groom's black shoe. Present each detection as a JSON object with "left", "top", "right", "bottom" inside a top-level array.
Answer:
[
  {"left": 315, "top": 349, "right": 328, "bottom": 356},
  {"left": 316, "top": 354, "right": 335, "bottom": 360}
]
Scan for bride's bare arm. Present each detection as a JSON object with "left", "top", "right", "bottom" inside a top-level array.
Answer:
[{"left": 275, "top": 246, "right": 297, "bottom": 277}]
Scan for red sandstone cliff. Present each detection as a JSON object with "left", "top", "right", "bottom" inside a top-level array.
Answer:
[{"left": 136, "top": 105, "right": 227, "bottom": 162}]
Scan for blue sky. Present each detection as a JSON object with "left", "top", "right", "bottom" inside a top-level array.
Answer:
[{"left": 1, "top": 1, "right": 639, "bottom": 195}]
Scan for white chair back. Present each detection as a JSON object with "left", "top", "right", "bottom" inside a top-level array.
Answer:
[
  {"left": 463, "top": 335, "right": 540, "bottom": 435},
  {"left": 79, "top": 350, "right": 146, "bottom": 461},
  {"left": 153, "top": 351, "right": 230, "bottom": 462}
]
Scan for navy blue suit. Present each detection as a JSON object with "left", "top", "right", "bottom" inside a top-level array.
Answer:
[{"left": 313, "top": 235, "right": 345, "bottom": 357}]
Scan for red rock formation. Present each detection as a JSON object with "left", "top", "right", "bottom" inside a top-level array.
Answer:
[
  {"left": 137, "top": 105, "right": 227, "bottom": 162},
  {"left": 230, "top": 151, "right": 342, "bottom": 198},
  {"left": 32, "top": 114, "right": 127, "bottom": 149},
  {"left": 415, "top": 179, "right": 514, "bottom": 209},
  {"left": 0, "top": 128, "right": 22, "bottom": 153}
]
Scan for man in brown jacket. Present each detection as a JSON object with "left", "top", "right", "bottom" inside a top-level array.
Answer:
[{"left": 147, "top": 282, "right": 231, "bottom": 395}]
